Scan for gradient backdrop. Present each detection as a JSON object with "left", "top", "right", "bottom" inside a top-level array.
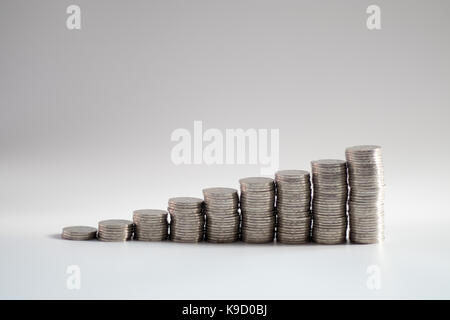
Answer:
[{"left": 1, "top": 0, "right": 450, "bottom": 299}]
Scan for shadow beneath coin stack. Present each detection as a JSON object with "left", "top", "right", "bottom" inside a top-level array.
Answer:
[{"left": 48, "top": 233, "right": 62, "bottom": 240}]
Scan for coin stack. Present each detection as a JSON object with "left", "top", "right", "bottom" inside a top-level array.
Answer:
[
  {"left": 203, "top": 188, "right": 240, "bottom": 243},
  {"left": 275, "top": 170, "right": 312, "bottom": 244},
  {"left": 133, "top": 209, "right": 168, "bottom": 241},
  {"left": 62, "top": 226, "right": 97, "bottom": 240},
  {"left": 97, "top": 219, "right": 134, "bottom": 241},
  {"left": 239, "top": 177, "right": 276, "bottom": 243},
  {"left": 311, "top": 160, "right": 348, "bottom": 244},
  {"left": 168, "top": 197, "right": 204, "bottom": 242},
  {"left": 346, "top": 145, "right": 384, "bottom": 244}
]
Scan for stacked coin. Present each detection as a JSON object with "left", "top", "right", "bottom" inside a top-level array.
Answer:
[
  {"left": 239, "top": 177, "right": 276, "bottom": 243},
  {"left": 97, "top": 219, "right": 134, "bottom": 241},
  {"left": 168, "top": 197, "right": 204, "bottom": 242},
  {"left": 203, "top": 188, "right": 240, "bottom": 243},
  {"left": 346, "top": 145, "right": 384, "bottom": 244},
  {"left": 275, "top": 170, "right": 311, "bottom": 244},
  {"left": 62, "top": 226, "right": 97, "bottom": 240},
  {"left": 133, "top": 209, "right": 168, "bottom": 241},
  {"left": 311, "top": 160, "right": 348, "bottom": 244}
]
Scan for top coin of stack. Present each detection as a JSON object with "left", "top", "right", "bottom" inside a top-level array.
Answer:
[
  {"left": 168, "top": 197, "right": 204, "bottom": 242},
  {"left": 346, "top": 145, "right": 384, "bottom": 244},
  {"left": 62, "top": 226, "right": 97, "bottom": 240},
  {"left": 203, "top": 187, "right": 240, "bottom": 243},
  {"left": 133, "top": 209, "right": 168, "bottom": 241},
  {"left": 239, "top": 177, "right": 276, "bottom": 243},
  {"left": 311, "top": 160, "right": 348, "bottom": 244},
  {"left": 97, "top": 219, "right": 134, "bottom": 241},
  {"left": 275, "top": 170, "right": 311, "bottom": 244}
]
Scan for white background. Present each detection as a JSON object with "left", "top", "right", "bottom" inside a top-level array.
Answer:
[{"left": 1, "top": 0, "right": 450, "bottom": 299}]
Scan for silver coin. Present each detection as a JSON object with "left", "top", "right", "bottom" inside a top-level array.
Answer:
[
  {"left": 62, "top": 226, "right": 97, "bottom": 240},
  {"left": 133, "top": 209, "right": 167, "bottom": 217},
  {"left": 241, "top": 236, "right": 274, "bottom": 244},
  {"left": 346, "top": 145, "right": 384, "bottom": 244},
  {"left": 310, "top": 159, "right": 349, "bottom": 243},
  {"left": 98, "top": 219, "right": 133, "bottom": 228},
  {"left": 203, "top": 187, "right": 238, "bottom": 198},
  {"left": 240, "top": 177, "right": 274, "bottom": 186},
  {"left": 96, "top": 219, "right": 134, "bottom": 241},
  {"left": 275, "top": 168, "right": 313, "bottom": 244},
  {"left": 169, "top": 196, "right": 203, "bottom": 204},
  {"left": 133, "top": 208, "right": 169, "bottom": 242},
  {"left": 169, "top": 197, "right": 205, "bottom": 242},
  {"left": 275, "top": 170, "right": 310, "bottom": 181}
]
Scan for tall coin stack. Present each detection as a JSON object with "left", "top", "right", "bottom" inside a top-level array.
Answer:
[
  {"left": 311, "top": 160, "right": 348, "bottom": 244},
  {"left": 168, "top": 197, "right": 204, "bottom": 242},
  {"left": 133, "top": 209, "right": 168, "bottom": 241},
  {"left": 97, "top": 219, "right": 134, "bottom": 241},
  {"left": 203, "top": 188, "right": 240, "bottom": 243},
  {"left": 239, "top": 177, "right": 276, "bottom": 243},
  {"left": 275, "top": 170, "right": 312, "bottom": 244},
  {"left": 346, "top": 145, "right": 384, "bottom": 244}
]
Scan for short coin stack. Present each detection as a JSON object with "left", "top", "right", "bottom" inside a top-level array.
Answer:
[
  {"left": 346, "top": 145, "right": 385, "bottom": 244},
  {"left": 203, "top": 188, "right": 240, "bottom": 243},
  {"left": 62, "top": 226, "right": 97, "bottom": 240},
  {"left": 97, "top": 219, "right": 134, "bottom": 241},
  {"left": 168, "top": 197, "right": 204, "bottom": 242},
  {"left": 133, "top": 209, "right": 168, "bottom": 241},
  {"left": 239, "top": 177, "right": 276, "bottom": 243},
  {"left": 275, "top": 170, "right": 312, "bottom": 244},
  {"left": 311, "top": 160, "right": 348, "bottom": 244}
]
